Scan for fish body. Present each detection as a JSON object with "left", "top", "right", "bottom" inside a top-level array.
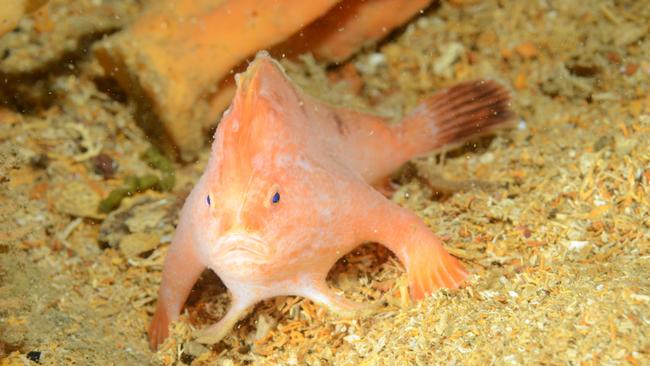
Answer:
[{"left": 149, "top": 51, "right": 513, "bottom": 348}]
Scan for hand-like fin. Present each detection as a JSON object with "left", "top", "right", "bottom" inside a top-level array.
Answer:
[
  {"left": 148, "top": 205, "right": 206, "bottom": 350},
  {"left": 405, "top": 242, "right": 468, "bottom": 300},
  {"left": 361, "top": 196, "right": 469, "bottom": 300},
  {"left": 148, "top": 302, "right": 172, "bottom": 350},
  {"left": 300, "top": 280, "right": 380, "bottom": 318},
  {"left": 194, "top": 294, "right": 256, "bottom": 345}
]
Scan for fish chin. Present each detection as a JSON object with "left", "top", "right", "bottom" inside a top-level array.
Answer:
[{"left": 211, "top": 232, "right": 273, "bottom": 273}]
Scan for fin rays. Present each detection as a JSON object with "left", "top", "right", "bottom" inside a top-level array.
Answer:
[
  {"left": 407, "top": 244, "right": 468, "bottom": 300},
  {"left": 401, "top": 79, "right": 514, "bottom": 156},
  {"left": 429, "top": 82, "right": 513, "bottom": 141}
]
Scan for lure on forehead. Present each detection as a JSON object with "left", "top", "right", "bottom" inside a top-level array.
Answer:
[{"left": 148, "top": 51, "right": 514, "bottom": 349}]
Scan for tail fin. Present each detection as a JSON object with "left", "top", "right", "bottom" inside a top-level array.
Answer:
[
  {"left": 406, "top": 242, "right": 468, "bottom": 300},
  {"left": 399, "top": 80, "right": 514, "bottom": 156}
]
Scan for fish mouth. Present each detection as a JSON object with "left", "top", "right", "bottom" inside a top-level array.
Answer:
[{"left": 214, "top": 232, "right": 273, "bottom": 266}]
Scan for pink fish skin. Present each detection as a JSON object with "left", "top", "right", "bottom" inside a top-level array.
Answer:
[{"left": 148, "top": 51, "right": 513, "bottom": 349}]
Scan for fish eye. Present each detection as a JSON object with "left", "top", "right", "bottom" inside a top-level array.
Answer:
[
  {"left": 271, "top": 191, "right": 280, "bottom": 204},
  {"left": 206, "top": 195, "right": 211, "bottom": 206}
]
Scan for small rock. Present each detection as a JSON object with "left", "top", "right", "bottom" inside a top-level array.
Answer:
[
  {"left": 566, "top": 63, "right": 599, "bottom": 77},
  {"left": 593, "top": 136, "right": 612, "bottom": 151},
  {"left": 433, "top": 42, "right": 464, "bottom": 76},
  {"left": 567, "top": 240, "right": 589, "bottom": 251},
  {"left": 615, "top": 135, "right": 637, "bottom": 156},
  {"left": 125, "top": 200, "right": 169, "bottom": 233},
  {"left": 183, "top": 341, "right": 209, "bottom": 359},
  {"left": 254, "top": 314, "right": 277, "bottom": 342},
  {"left": 479, "top": 152, "right": 495, "bottom": 164},
  {"left": 607, "top": 52, "right": 621, "bottom": 64},
  {"left": 119, "top": 232, "right": 160, "bottom": 258},
  {"left": 52, "top": 181, "right": 104, "bottom": 219},
  {"left": 625, "top": 63, "right": 639, "bottom": 76},
  {"left": 29, "top": 154, "right": 50, "bottom": 169},
  {"left": 26, "top": 351, "right": 41, "bottom": 363},
  {"left": 91, "top": 153, "right": 118, "bottom": 178},
  {"left": 179, "top": 352, "right": 195, "bottom": 365},
  {"left": 515, "top": 42, "right": 538, "bottom": 59},
  {"left": 98, "top": 194, "right": 177, "bottom": 248},
  {"left": 343, "top": 334, "right": 361, "bottom": 343}
]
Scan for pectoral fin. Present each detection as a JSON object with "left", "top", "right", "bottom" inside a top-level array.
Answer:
[
  {"left": 405, "top": 241, "right": 468, "bottom": 300},
  {"left": 300, "top": 279, "right": 379, "bottom": 318},
  {"left": 194, "top": 293, "right": 257, "bottom": 345}
]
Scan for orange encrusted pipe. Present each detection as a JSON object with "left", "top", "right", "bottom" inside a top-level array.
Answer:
[
  {"left": 95, "top": 0, "right": 341, "bottom": 161},
  {"left": 274, "top": 0, "right": 435, "bottom": 62},
  {"left": 204, "top": 0, "right": 436, "bottom": 133}
]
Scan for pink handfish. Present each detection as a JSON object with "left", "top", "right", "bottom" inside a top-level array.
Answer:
[{"left": 148, "top": 51, "right": 512, "bottom": 349}]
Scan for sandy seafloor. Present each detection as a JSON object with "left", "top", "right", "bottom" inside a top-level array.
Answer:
[{"left": 1, "top": 0, "right": 649, "bottom": 365}]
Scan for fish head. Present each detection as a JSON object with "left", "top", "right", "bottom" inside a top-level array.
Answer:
[{"left": 199, "top": 53, "right": 342, "bottom": 281}]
